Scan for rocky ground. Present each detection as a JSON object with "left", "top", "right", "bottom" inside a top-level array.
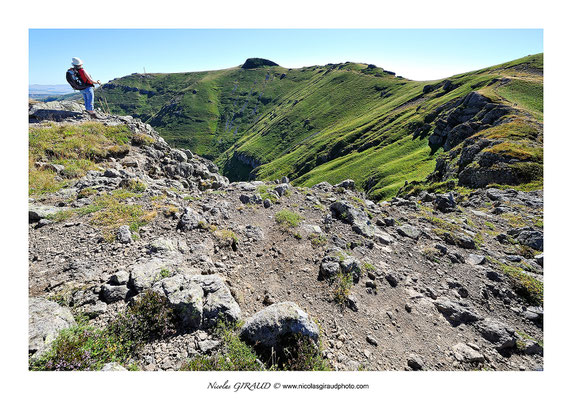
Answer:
[{"left": 28, "top": 103, "right": 544, "bottom": 371}]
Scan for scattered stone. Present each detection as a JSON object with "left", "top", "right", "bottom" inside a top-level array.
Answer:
[
  {"left": 177, "top": 207, "right": 202, "bottom": 231},
  {"left": 396, "top": 224, "right": 421, "bottom": 240},
  {"left": 366, "top": 335, "right": 378, "bottom": 346},
  {"left": 467, "top": 254, "right": 485, "bottom": 265},
  {"left": 385, "top": 273, "right": 398, "bottom": 287},
  {"left": 407, "top": 354, "right": 424, "bottom": 370},
  {"left": 117, "top": 225, "right": 132, "bottom": 244},
  {"left": 452, "top": 343, "right": 485, "bottom": 363}
]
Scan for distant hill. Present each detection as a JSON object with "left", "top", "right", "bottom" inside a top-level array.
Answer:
[
  {"left": 95, "top": 54, "right": 543, "bottom": 200},
  {"left": 29, "top": 84, "right": 74, "bottom": 100}
]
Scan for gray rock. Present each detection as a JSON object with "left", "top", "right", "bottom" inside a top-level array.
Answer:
[
  {"left": 520, "top": 339, "right": 543, "bottom": 355},
  {"left": 29, "top": 297, "right": 76, "bottom": 360},
  {"left": 78, "top": 301, "right": 108, "bottom": 319},
  {"left": 330, "top": 201, "right": 375, "bottom": 238},
  {"left": 385, "top": 273, "right": 399, "bottom": 287},
  {"left": 197, "top": 339, "right": 221, "bottom": 354},
  {"left": 434, "top": 297, "right": 481, "bottom": 326},
  {"left": 244, "top": 225, "right": 264, "bottom": 241},
  {"left": 434, "top": 193, "right": 456, "bottom": 212},
  {"left": 239, "top": 302, "right": 319, "bottom": 351},
  {"left": 516, "top": 230, "right": 543, "bottom": 251},
  {"left": 340, "top": 256, "right": 362, "bottom": 282},
  {"left": 153, "top": 274, "right": 204, "bottom": 330},
  {"left": 100, "top": 284, "right": 130, "bottom": 303},
  {"left": 476, "top": 318, "right": 517, "bottom": 350},
  {"left": 274, "top": 183, "right": 291, "bottom": 196},
  {"left": 312, "top": 181, "right": 333, "bottom": 191},
  {"left": 239, "top": 193, "right": 263, "bottom": 204},
  {"left": 100, "top": 362, "right": 127, "bottom": 371},
  {"left": 397, "top": 224, "right": 421, "bottom": 240},
  {"left": 129, "top": 259, "right": 172, "bottom": 294},
  {"left": 366, "top": 335, "right": 378, "bottom": 346},
  {"left": 177, "top": 207, "right": 203, "bottom": 231},
  {"left": 117, "top": 225, "right": 132, "bottom": 244},
  {"left": 407, "top": 354, "right": 424, "bottom": 370},
  {"left": 149, "top": 237, "right": 177, "bottom": 253},
  {"left": 335, "top": 179, "right": 355, "bottom": 190},
  {"left": 192, "top": 274, "right": 241, "bottom": 328},
  {"left": 534, "top": 253, "right": 544, "bottom": 267},
  {"left": 320, "top": 261, "right": 340, "bottom": 280},
  {"left": 103, "top": 168, "right": 121, "bottom": 178},
  {"left": 467, "top": 254, "right": 485, "bottom": 265},
  {"left": 346, "top": 294, "right": 359, "bottom": 312},
  {"left": 486, "top": 270, "right": 503, "bottom": 282},
  {"left": 29, "top": 204, "right": 67, "bottom": 222},
  {"left": 452, "top": 343, "right": 485, "bottom": 363},
  {"left": 375, "top": 231, "right": 393, "bottom": 245},
  {"left": 109, "top": 270, "right": 130, "bottom": 286}
]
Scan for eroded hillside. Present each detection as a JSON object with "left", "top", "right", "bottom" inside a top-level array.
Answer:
[{"left": 28, "top": 104, "right": 543, "bottom": 371}]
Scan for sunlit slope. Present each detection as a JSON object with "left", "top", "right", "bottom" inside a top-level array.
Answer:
[{"left": 97, "top": 54, "right": 543, "bottom": 200}]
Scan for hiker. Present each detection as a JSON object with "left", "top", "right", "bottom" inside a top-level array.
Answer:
[{"left": 70, "top": 57, "right": 101, "bottom": 116}]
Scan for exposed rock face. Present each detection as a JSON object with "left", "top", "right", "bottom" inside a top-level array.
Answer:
[
  {"left": 428, "top": 92, "right": 511, "bottom": 151},
  {"left": 239, "top": 302, "right": 319, "bottom": 350},
  {"left": 29, "top": 298, "right": 76, "bottom": 360}
]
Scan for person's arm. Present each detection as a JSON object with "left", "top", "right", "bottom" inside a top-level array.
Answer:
[{"left": 79, "top": 69, "right": 101, "bottom": 85}]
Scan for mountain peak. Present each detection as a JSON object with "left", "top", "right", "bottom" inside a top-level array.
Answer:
[{"left": 241, "top": 58, "right": 279, "bottom": 69}]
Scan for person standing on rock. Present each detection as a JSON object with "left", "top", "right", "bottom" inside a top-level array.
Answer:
[{"left": 71, "top": 57, "right": 101, "bottom": 117}]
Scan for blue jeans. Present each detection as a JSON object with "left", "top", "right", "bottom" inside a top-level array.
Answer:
[{"left": 81, "top": 87, "right": 94, "bottom": 111}]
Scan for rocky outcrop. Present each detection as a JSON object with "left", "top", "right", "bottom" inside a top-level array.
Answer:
[
  {"left": 427, "top": 92, "right": 511, "bottom": 151},
  {"left": 29, "top": 298, "right": 76, "bottom": 360}
]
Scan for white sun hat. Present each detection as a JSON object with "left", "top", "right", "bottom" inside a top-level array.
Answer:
[{"left": 71, "top": 57, "right": 83, "bottom": 66}]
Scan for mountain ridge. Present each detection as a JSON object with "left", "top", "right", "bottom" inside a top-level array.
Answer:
[{"left": 48, "top": 54, "right": 543, "bottom": 201}]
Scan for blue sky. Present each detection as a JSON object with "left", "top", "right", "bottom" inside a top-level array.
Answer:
[{"left": 30, "top": 29, "right": 543, "bottom": 85}]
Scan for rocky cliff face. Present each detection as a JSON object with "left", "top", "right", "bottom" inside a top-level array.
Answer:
[{"left": 28, "top": 103, "right": 543, "bottom": 371}]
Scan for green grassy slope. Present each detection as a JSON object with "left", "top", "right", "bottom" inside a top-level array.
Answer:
[{"left": 96, "top": 54, "right": 543, "bottom": 200}]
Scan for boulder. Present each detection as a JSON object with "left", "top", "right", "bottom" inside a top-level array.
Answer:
[
  {"left": 434, "top": 193, "right": 456, "bottom": 212},
  {"left": 434, "top": 297, "right": 481, "bottom": 326},
  {"left": 29, "top": 297, "right": 76, "bottom": 360},
  {"left": 29, "top": 204, "right": 67, "bottom": 223},
  {"left": 153, "top": 274, "right": 204, "bottom": 330},
  {"left": 335, "top": 179, "right": 355, "bottom": 190},
  {"left": 100, "top": 284, "right": 130, "bottom": 303},
  {"left": 239, "top": 302, "right": 319, "bottom": 351},
  {"left": 475, "top": 318, "right": 517, "bottom": 351},
  {"left": 192, "top": 274, "right": 241, "bottom": 328}
]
